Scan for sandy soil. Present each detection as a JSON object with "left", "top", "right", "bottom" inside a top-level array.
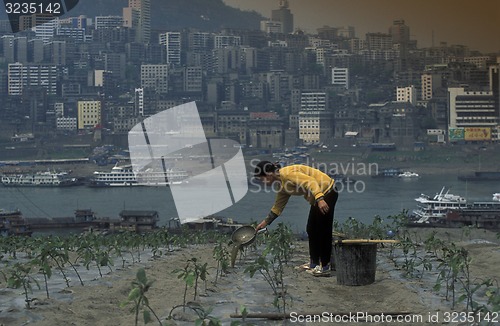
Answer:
[{"left": 1, "top": 227, "right": 499, "bottom": 326}]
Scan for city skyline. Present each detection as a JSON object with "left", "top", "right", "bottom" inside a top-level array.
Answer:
[{"left": 223, "top": 0, "right": 500, "bottom": 54}]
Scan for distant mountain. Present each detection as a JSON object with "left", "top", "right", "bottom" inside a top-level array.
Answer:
[{"left": 0, "top": 0, "right": 265, "bottom": 31}]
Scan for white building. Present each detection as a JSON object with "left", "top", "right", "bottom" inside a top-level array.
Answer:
[
  {"left": 396, "top": 86, "right": 417, "bottom": 105},
  {"left": 159, "top": 32, "right": 181, "bottom": 66},
  {"left": 8, "top": 63, "right": 59, "bottom": 95},
  {"left": 56, "top": 117, "right": 77, "bottom": 131},
  {"left": 214, "top": 35, "right": 241, "bottom": 48},
  {"left": 134, "top": 88, "right": 144, "bottom": 116},
  {"left": 332, "top": 67, "right": 349, "bottom": 89},
  {"left": 32, "top": 18, "right": 59, "bottom": 43},
  {"left": 298, "top": 91, "right": 332, "bottom": 144},
  {"left": 95, "top": 16, "right": 123, "bottom": 29},
  {"left": 260, "top": 20, "right": 283, "bottom": 34},
  {"left": 448, "top": 87, "right": 497, "bottom": 129}
]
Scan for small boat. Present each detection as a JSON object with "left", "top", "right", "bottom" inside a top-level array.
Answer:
[
  {"left": 398, "top": 171, "right": 419, "bottom": 178},
  {"left": 493, "top": 193, "right": 500, "bottom": 202},
  {"left": 0, "top": 209, "right": 32, "bottom": 236},
  {"left": 372, "top": 168, "right": 402, "bottom": 178}
]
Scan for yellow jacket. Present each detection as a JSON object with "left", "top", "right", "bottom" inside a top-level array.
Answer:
[{"left": 270, "top": 165, "right": 334, "bottom": 217}]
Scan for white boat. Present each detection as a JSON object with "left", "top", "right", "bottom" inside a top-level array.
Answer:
[
  {"left": 398, "top": 171, "right": 419, "bottom": 178},
  {"left": 493, "top": 193, "right": 500, "bottom": 202},
  {"left": 411, "top": 187, "right": 467, "bottom": 223},
  {"left": 1, "top": 171, "right": 79, "bottom": 187},
  {"left": 89, "top": 164, "right": 189, "bottom": 187}
]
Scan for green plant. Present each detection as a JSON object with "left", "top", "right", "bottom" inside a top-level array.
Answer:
[
  {"left": 212, "top": 239, "right": 230, "bottom": 285},
  {"left": 121, "top": 268, "right": 162, "bottom": 326},
  {"left": 173, "top": 257, "right": 208, "bottom": 311},
  {"left": 434, "top": 243, "right": 470, "bottom": 309},
  {"left": 245, "top": 223, "right": 294, "bottom": 313},
  {"left": 4, "top": 262, "right": 40, "bottom": 309}
]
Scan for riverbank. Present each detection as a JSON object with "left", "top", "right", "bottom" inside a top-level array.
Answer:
[
  {"left": 2, "top": 227, "right": 499, "bottom": 326},
  {"left": 1, "top": 144, "right": 499, "bottom": 188}
]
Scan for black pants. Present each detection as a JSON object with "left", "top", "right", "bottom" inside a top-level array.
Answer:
[{"left": 306, "top": 188, "right": 338, "bottom": 267}]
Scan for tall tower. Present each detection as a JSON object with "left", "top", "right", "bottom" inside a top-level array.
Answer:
[
  {"left": 389, "top": 20, "right": 410, "bottom": 44},
  {"left": 123, "top": 0, "right": 151, "bottom": 43},
  {"left": 271, "top": 0, "right": 293, "bottom": 34},
  {"left": 159, "top": 32, "right": 182, "bottom": 66}
]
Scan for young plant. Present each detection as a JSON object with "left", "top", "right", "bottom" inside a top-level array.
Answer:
[
  {"left": 212, "top": 239, "right": 230, "bottom": 285},
  {"left": 244, "top": 223, "right": 294, "bottom": 313},
  {"left": 121, "top": 268, "right": 162, "bottom": 326},
  {"left": 5, "top": 262, "right": 40, "bottom": 309},
  {"left": 173, "top": 258, "right": 197, "bottom": 310}
]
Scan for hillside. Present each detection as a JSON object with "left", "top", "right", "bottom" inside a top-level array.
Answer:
[{"left": 0, "top": 0, "right": 264, "bottom": 31}]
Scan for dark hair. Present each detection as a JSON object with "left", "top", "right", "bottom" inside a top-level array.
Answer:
[{"left": 254, "top": 160, "right": 281, "bottom": 177}]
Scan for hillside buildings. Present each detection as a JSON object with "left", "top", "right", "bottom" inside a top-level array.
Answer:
[{"left": 0, "top": 2, "right": 498, "bottom": 147}]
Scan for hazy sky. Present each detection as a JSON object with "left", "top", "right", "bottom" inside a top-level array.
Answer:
[{"left": 223, "top": 0, "right": 500, "bottom": 54}]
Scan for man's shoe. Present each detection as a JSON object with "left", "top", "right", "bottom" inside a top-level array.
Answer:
[{"left": 312, "top": 266, "right": 331, "bottom": 277}]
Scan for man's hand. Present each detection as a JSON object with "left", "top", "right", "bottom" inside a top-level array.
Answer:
[
  {"left": 256, "top": 220, "right": 268, "bottom": 231},
  {"left": 317, "top": 199, "right": 329, "bottom": 214}
]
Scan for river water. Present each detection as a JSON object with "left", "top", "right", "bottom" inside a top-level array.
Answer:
[{"left": 1, "top": 175, "right": 498, "bottom": 233}]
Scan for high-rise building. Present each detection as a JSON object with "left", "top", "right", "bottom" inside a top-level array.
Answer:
[
  {"left": 298, "top": 91, "right": 332, "bottom": 144},
  {"left": 260, "top": 20, "right": 283, "bottom": 34},
  {"left": 396, "top": 86, "right": 417, "bottom": 105},
  {"left": 421, "top": 74, "right": 433, "bottom": 101},
  {"left": 337, "top": 26, "right": 355, "bottom": 39},
  {"left": 28, "top": 39, "right": 44, "bottom": 63},
  {"left": 123, "top": 0, "right": 151, "bottom": 43},
  {"left": 271, "top": 0, "right": 294, "bottom": 34},
  {"left": 8, "top": 63, "right": 59, "bottom": 96},
  {"left": 140, "top": 64, "right": 169, "bottom": 94},
  {"left": 159, "top": 32, "right": 182, "bottom": 66},
  {"left": 365, "top": 33, "right": 393, "bottom": 51},
  {"left": 184, "top": 66, "right": 203, "bottom": 93},
  {"left": 214, "top": 35, "right": 241, "bottom": 49},
  {"left": 31, "top": 16, "right": 59, "bottom": 43},
  {"left": 448, "top": 88, "right": 497, "bottom": 133},
  {"left": 45, "top": 41, "right": 66, "bottom": 65},
  {"left": 134, "top": 88, "right": 144, "bottom": 116},
  {"left": 2, "top": 35, "right": 14, "bottom": 62},
  {"left": 78, "top": 101, "right": 102, "bottom": 130},
  {"left": 332, "top": 67, "right": 349, "bottom": 89},
  {"left": 95, "top": 16, "right": 124, "bottom": 30},
  {"left": 104, "top": 53, "right": 126, "bottom": 79},
  {"left": 389, "top": 20, "right": 410, "bottom": 44},
  {"left": 488, "top": 63, "right": 500, "bottom": 125}
]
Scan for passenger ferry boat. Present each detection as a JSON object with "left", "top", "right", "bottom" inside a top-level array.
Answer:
[
  {"left": 409, "top": 188, "right": 500, "bottom": 229},
  {"left": 411, "top": 187, "right": 467, "bottom": 223},
  {"left": 0, "top": 171, "right": 79, "bottom": 187},
  {"left": 89, "top": 164, "right": 189, "bottom": 187}
]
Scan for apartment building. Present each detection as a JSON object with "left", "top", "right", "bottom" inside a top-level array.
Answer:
[
  {"left": 77, "top": 100, "right": 102, "bottom": 130},
  {"left": 396, "top": 85, "right": 417, "bottom": 105},
  {"left": 8, "top": 63, "right": 59, "bottom": 96},
  {"left": 140, "top": 64, "right": 169, "bottom": 94}
]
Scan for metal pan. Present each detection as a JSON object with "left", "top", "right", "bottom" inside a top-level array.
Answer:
[{"left": 231, "top": 225, "right": 267, "bottom": 247}]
